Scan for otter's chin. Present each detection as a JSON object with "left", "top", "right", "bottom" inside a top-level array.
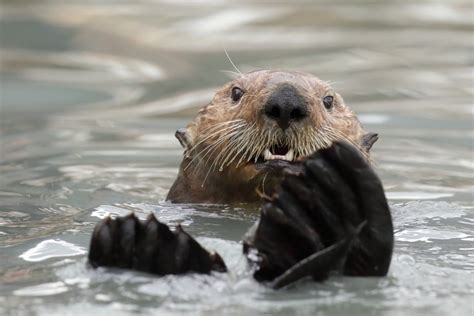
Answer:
[
  {"left": 255, "top": 159, "right": 297, "bottom": 171},
  {"left": 247, "top": 158, "right": 304, "bottom": 181},
  {"left": 251, "top": 145, "right": 305, "bottom": 176}
]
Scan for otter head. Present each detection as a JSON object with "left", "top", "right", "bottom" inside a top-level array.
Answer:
[{"left": 167, "top": 70, "right": 377, "bottom": 204}]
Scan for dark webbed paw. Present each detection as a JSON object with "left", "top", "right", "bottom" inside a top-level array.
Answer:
[
  {"left": 87, "top": 142, "right": 392, "bottom": 288},
  {"left": 88, "top": 213, "right": 227, "bottom": 275},
  {"left": 244, "top": 141, "right": 394, "bottom": 288}
]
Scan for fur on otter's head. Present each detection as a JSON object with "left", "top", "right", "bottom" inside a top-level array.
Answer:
[{"left": 167, "top": 70, "right": 378, "bottom": 204}]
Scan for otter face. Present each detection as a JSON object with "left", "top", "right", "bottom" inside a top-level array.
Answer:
[{"left": 169, "top": 70, "right": 375, "bottom": 203}]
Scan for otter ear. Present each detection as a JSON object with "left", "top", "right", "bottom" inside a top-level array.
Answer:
[
  {"left": 175, "top": 128, "right": 194, "bottom": 150},
  {"left": 360, "top": 132, "right": 378, "bottom": 153}
]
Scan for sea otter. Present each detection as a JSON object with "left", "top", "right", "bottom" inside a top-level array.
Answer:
[
  {"left": 167, "top": 70, "right": 378, "bottom": 203},
  {"left": 88, "top": 70, "right": 393, "bottom": 289}
]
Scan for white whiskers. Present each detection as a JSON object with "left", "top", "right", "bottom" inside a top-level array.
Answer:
[
  {"left": 187, "top": 120, "right": 367, "bottom": 186},
  {"left": 224, "top": 48, "right": 242, "bottom": 76}
]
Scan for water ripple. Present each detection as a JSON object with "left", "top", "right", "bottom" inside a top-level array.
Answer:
[{"left": 19, "top": 239, "right": 86, "bottom": 262}]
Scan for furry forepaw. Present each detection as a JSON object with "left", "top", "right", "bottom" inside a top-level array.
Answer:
[
  {"left": 88, "top": 213, "right": 227, "bottom": 275},
  {"left": 243, "top": 141, "right": 394, "bottom": 288}
]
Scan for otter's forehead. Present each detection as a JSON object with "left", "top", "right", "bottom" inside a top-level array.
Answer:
[{"left": 239, "top": 70, "right": 330, "bottom": 93}]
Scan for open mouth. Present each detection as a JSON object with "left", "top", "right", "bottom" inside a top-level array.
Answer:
[
  {"left": 257, "top": 145, "right": 295, "bottom": 163},
  {"left": 252, "top": 144, "right": 302, "bottom": 173}
]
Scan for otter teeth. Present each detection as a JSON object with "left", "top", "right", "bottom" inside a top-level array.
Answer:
[{"left": 263, "top": 149, "right": 294, "bottom": 162}]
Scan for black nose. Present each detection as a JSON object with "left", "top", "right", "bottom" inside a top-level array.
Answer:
[{"left": 264, "top": 84, "right": 308, "bottom": 130}]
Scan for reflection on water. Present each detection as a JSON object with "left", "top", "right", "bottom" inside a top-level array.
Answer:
[
  {"left": 0, "top": 0, "right": 473, "bottom": 315},
  {"left": 19, "top": 239, "right": 86, "bottom": 262}
]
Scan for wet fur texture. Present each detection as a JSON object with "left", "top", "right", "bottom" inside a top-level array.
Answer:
[
  {"left": 243, "top": 142, "right": 393, "bottom": 288},
  {"left": 88, "top": 214, "right": 227, "bottom": 275},
  {"left": 88, "top": 70, "right": 392, "bottom": 288},
  {"left": 88, "top": 142, "right": 393, "bottom": 289},
  {"left": 167, "top": 70, "right": 372, "bottom": 204}
]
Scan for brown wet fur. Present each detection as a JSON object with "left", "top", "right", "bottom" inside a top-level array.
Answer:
[{"left": 167, "top": 70, "right": 373, "bottom": 204}]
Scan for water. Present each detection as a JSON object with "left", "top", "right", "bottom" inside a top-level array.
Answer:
[{"left": 0, "top": 1, "right": 473, "bottom": 315}]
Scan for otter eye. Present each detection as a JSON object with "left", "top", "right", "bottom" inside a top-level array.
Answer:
[
  {"left": 323, "top": 96, "right": 334, "bottom": 110},
  {"left": 231, "top": 87, "right": 244, "bottom": 102}
]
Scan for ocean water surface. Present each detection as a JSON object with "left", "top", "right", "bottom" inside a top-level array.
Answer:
[{"left": 0, "top": 1, "right": 473, "bottom": 315}]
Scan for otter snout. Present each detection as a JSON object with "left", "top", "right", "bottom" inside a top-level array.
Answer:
[{"left": 264, "top": 84, "right": 308, "bottom": 130}]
